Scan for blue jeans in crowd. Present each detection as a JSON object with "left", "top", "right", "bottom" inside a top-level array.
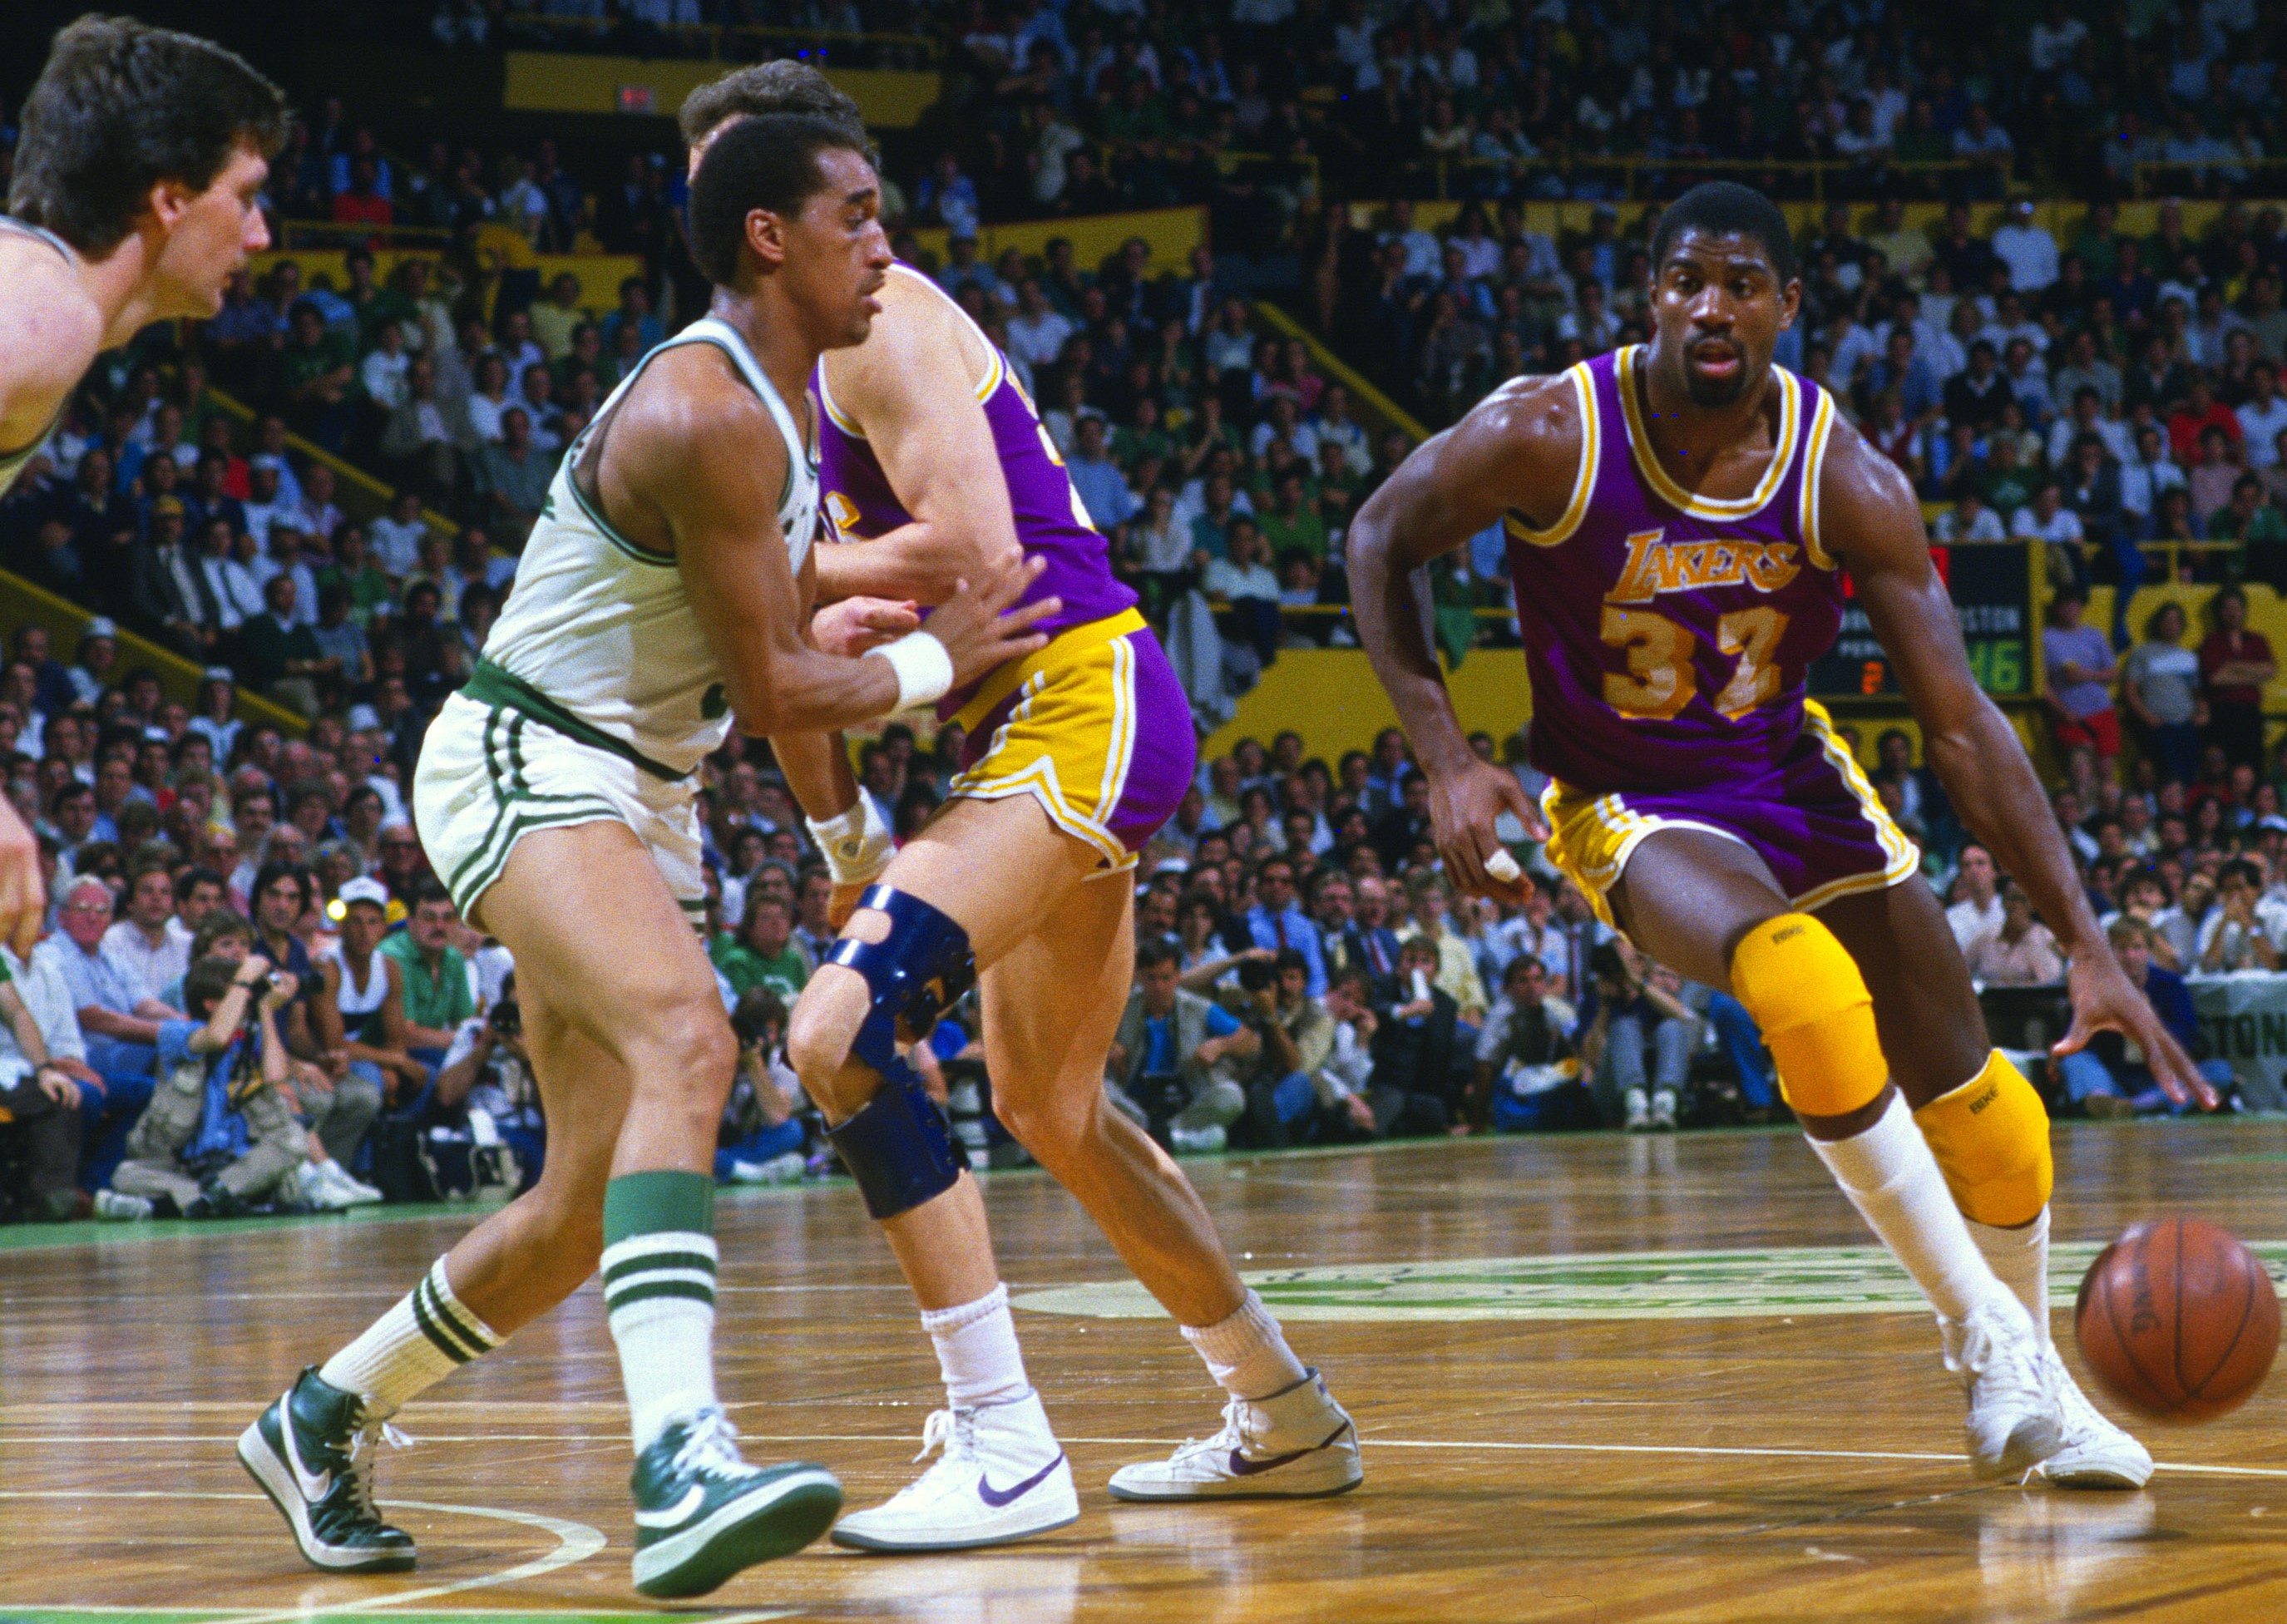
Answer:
[
  {"left": 2056, "top": 1049, "right": 2235, "bottom": 1115},
  {"left": 79, "top": 1037, "right": 158, "bottom": 1192},
  {"left": 1705, "top": 993, "right": 1776, "bottom": 1110},
  {"left": 715, "top": 1118, "right": 804, "bottom": 1180}
]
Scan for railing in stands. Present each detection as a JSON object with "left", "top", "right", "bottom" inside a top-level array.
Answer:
[
  {"left": 1379, "top": 155, "right": 1989, "bottom": 204},
  {"left": 203, "top": 387, "right": 460, "bottom": 545},
  {"left": 494, "top": 12, "right": 941, "bottom": 67}
]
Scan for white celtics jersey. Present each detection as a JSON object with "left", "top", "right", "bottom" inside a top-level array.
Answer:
[
  {"left": 472, "top": 315, "right": 820, "bottom": 780},
  {"left": 0, "top": 217, "right": 79, "bottom": 497}
]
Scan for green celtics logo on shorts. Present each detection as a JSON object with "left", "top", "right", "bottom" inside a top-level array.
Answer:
[
  {"left": 1012, "top": 1243, "right": 2287, "bottom": 1322},
  {"left": 701, "top": 682, "right": 728, "bottom": 720}
]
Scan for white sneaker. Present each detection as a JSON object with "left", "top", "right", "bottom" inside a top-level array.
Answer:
[
  {"left": 1623, "top": 1088, "right": 1651, "bottom": 1131},
  {"left": 94, "top": 1190, "right": 153, "bottom": 1221},
  {"left": 728, "top": 1152, "right": 807, "bottom": 1185},
  {"left": 1940, "top": 1298, "right": 2066, "bottom": 1479},
  {"left": 1649, "top": 1088, "right": 1678, "bottom": 1131},
  {"left": 2034, "top": 1344, "right": 2153, "bottom": 1489},
  {"left": 296, "top": 1162, "right": 362, "bottom": 1212},
  {"left": 831, "top": 1392, "right": 1078, "bottom": 1552},
  {"left": 317, "top": 1161, "right": 385, "bottom": 1207},
  {"left": 1168, "top": 1123, "right": 1227, "bottom": 1155},
  {"left": 1107, "top": 1369, "right": 1362, "bottom": 1502}
]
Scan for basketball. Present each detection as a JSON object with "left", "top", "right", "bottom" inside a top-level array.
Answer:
[{"left": 2074, "top": 1220, "right": 2281, "bottom": 1424}]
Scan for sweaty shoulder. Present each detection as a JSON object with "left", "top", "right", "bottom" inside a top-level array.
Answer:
[
  {"left": 1447, "top": 371, "right": 1585, "bottom": 532},
  {"left": 0, "top": 245, "right": 102, "bottom": 448},
  {"left": 1815, "top": 409, "right": 1928, "bottom": 570},
  {"left": 601, "top": 343, "right": 784, "bottom": 541},
  {"left": 824, "top": 264, "right": 991, "bottom": 412}
]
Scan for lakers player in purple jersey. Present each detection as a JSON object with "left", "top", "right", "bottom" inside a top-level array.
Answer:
[
  {"left": 681, "top": 65, "right": 1358, "bottom": 1552},
  {"left": 0, "top": 18, "right": 285, "bottom": 962},
  {"left": 1353, "top": 184, "right": 2214, "bottom": 1489}
]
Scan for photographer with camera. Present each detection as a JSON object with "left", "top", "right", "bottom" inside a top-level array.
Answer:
[
  {"left": 716, "top": 990, "right": 807, "bottom": 1185},
  {"left": 1231, "top": 948, "right": 1335, "bottom": 1148},
  {"left": 249, "top": 861, "right": 382, "bottom": 1197},
  {"left": 109, "top": 952, "right": 308, "bottom": 1217},
  {"left": 1105, "top": 938, "right": 1257, "bottom": 1155},
  {"left": 432, "top": 974, "right": 542, "bottom": 1192}
]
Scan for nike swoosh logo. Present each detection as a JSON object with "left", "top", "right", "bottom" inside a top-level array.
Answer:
[
  {"left": 1228, "top": 1421, "right": 1353, "bottom": 1477},
  {"left": 282, "top": 1414, "right": 331, "bottom": 1503},
  {"left": 633, "top": 1484, "right": 708, "bottom": 1528},
  {"left": 977, "top": 1453, "right": 1065, "bottom": 1508}
]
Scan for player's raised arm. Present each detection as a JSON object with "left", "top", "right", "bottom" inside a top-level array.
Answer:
[
  {"left": 1825, "top": 423, "right": 2217, "bottom": 1109},
  {"left": 1347, "top": 376, "right": 1580, "bottom": 900},
  {"left": 811, "top": 281, "right": 1023, "bottom": 605},
  {"left": 619, "top": 350, "right": 1055, "bottom": 739}
]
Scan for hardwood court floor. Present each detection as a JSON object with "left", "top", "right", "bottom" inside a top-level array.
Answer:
[{"left": 5, "top": 1122, "right": 2287, "bottom": 1623}]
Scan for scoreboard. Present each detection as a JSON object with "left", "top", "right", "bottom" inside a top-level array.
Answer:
[{"left": 1807, "top": 541, "right": 2037, "bottom": 700}]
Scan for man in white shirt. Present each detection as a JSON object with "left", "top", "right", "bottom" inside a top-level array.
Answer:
[
  {"left": 1003, "top": 280, "right": 1075, "bottom": 373},
  {"left": 1383, "top": 199, "right": 1440, "bottom": 280},
  {"left": 368, "top": 489, "right": 429, "bottom": 580},
  {"left": 1990, "top": 201, "right": 2059, "bottom": 292},
  {"left": 2028, "top": 1, "right": 2088, "bottom": 72},
  {"left": 2012, "top": 481, "right": 2085, "bottom": 553},
  {"left": 1946, "top": 844, "right": 2006, "bottom": 952},
  {"left": 2238, "top": 360, "right": 2287, "bottom": 468},
  {"left": 1932, "top": 491, "right": 2008, "bottom": 541},
  {"left": 359, "top": 323, "right": 412, "bottom": 412},
  {"left": 100, "top": 861, "right": 192, "bottom": 1005}
]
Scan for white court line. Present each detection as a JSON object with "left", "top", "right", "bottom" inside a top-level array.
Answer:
[
  {"left": 12, "top": 1431, "right": 2287, "bottom": 1482},
  {"left": 0, "top": 1489, "right": 605, "bottom": 1624}
]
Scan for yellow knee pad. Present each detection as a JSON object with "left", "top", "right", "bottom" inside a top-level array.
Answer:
[
  {"left": 1729, "top": 912, "right": 1888, "bottom": 1118},
  {"left": 1913, "top": 1051, "right": 2052, "bottom": 1228}
]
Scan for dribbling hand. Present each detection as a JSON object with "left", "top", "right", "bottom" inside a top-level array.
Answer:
[
  {"left": 2054, "top": 953, "right": 2220, "bottom": 1110},
  {"left": 926, "top": 553, "right": 1060, "bottom": 690},
  {"left": 1428, "top": 759, "right": 1544, "bottom": 906}
]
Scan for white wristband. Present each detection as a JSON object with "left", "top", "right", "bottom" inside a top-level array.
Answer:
[
  {"left": 864, "top": 630, "right": 954, "bottom": 711},
  {"left": 805, "top": 794, "right": 894, "bottom": 886}
]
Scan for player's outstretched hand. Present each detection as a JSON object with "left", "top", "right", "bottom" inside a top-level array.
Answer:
[
  {"left": 813, "top": 595, "right": 921, "bottom": 657},
  {"left": 2054, "top": 953, "right": 2220, "bottom": 1111},
  {"left": 1428, "top": 758, "right": 1544, "bottom": 906},
  {"left": 0, "top": 800, "right": 43, "bottom": 959},
  {"left": 927, "top": 553, "right": 1060, "bottom": 689}
]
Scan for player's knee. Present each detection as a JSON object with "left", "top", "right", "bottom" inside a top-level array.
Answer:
[
  {"left": 622, "top": 1000, "right": 738, "bottom": 1126},
  {"left": 1727, "top": 911, "right": 1888, "bottom": 1118},
  {"left": 785, "top": 973, "right": 868, "bottom": 1095},
  {"left": 995, "top": 1083, "right": 1099, "bottom": 1166},
  {"left": 1913, "top": 1051, "right": 2052, "bottom": 1227}
]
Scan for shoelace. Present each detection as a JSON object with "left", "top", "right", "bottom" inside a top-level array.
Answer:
[
  {"left": 673, "top": 1406, "right": 750, "bottom": 1479},
  {"left": 338, "top": 1422, "right": 410, "bottom": 1521},
  {"left": 1165, "top": 1399, "right": 1250, "bottom": 1467},
  {"left": 911, "top": 1407, "right": 977, "bottom": 1465}
]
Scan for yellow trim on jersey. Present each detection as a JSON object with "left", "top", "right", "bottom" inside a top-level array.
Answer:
[
  {"left": 1797, "top": 388, "right": 1840, "bottom": 571},
  {"left": 1796, "top": 698, "right": 1922, "bottom": 909},
  {"left": 1505, "top": 363, "right": 1598, "bottom": 548},
  {"left": 952, "top": 607, "right": 1148, "bottom": 734},
  {"left": 817, "top": 362, "right": 864, "bottom": 438},
  {"left": 946, "top": 613, "right": 1146, "bottom": 871},
  {"left": 1539, "top": 701, "right": 1919, "bottom": 931},
  {"left": 1613, "top": 346, "right": 1801, "bottom": 520}
]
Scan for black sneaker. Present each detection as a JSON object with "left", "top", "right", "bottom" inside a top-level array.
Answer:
[
  {"left": 630, "top": 1405, "right": 840, "bottom": 1598},
  {"left": 237, "top": 1367, "right": 417, "bottom": 1572}
]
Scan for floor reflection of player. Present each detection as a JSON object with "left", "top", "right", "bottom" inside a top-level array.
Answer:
[
  {"left": 0, "top": 18, "right": 284, "bottom": 956},
  {"left": 679, "top": 65, "right": 1361, "bottom": 1553},
  {"left": 1350, "top": 182, "right": 2211, "bottom": 1488}
]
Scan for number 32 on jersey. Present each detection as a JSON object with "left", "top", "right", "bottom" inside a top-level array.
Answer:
[{"left": 1601, "top": 601, "right": 1789, "bottom": 722}]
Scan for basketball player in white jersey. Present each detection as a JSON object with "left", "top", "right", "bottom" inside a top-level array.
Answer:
[
  {"left": 0, "top": 16, "right": 285, "bottom": 958},
  {"left": 680, "top": 67, "right": 1359, "bottom": 1554},
  {"left": 238, "top": 113, "right": 1057, "bottom": 1599}
]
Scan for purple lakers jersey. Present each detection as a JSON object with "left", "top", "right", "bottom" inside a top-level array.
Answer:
[
  {"left": 1509, "top": 345, "right": 1843, "bottom": 795},
  {"left": 814, "top": 265, "right": 1137, "bottom": 716}
]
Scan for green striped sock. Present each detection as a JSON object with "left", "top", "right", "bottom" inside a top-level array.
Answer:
[
  {"left": 320, "top": 1258, "right": 502, "bottom": 1418},
  {"left": 601, "top": 1171, "right": 720, "bottom": 1452}
]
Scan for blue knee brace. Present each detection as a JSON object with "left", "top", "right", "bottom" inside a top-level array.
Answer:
[{"left": 821, "top": 886, "right": 976, "bottom": 1219}]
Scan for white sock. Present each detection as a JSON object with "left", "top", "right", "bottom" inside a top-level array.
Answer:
[
  {"left": 1805, "top": 1093, "right": 2014, "bottom": 1325},
  {"left": 920, "top": 1283, "right": 1032, "bottom": 1409},
  {"left": 1968, "top": 1207, "right": 2052, "bottom": 1349},
  {"left": 602, "top": 1231, "right": 719, "bottom": 1453},
  {"left": 320, "top": 1256, "right": 501, "bottom": 1419},
  {"left": 1183, "top": 1289, "right": 1310, "bottom": 1402}
]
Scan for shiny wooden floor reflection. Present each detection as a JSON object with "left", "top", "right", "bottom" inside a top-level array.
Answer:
[{"left": 6, "top": 1123, "right": 2287, "bottom": 1622}]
